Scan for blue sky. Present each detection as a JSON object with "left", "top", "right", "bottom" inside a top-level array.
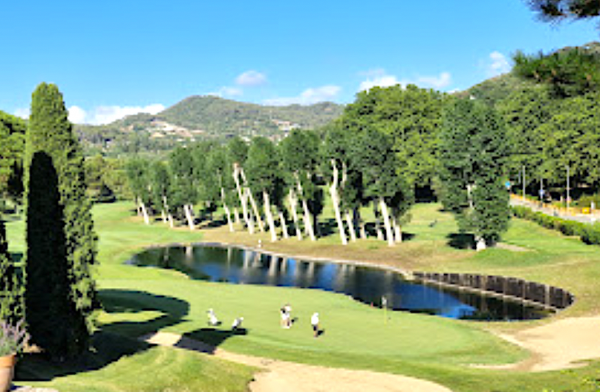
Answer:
[{"left": 1, "top": 1, "right": 598, "bottom": 124}]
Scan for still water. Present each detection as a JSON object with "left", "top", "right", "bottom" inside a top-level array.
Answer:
[{"left": 128, "top": 245, "right": 551, "bottom": 321}]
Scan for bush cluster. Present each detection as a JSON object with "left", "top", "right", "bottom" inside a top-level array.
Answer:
[{"left": 512, "top": 206, "right": 600, "bottom": 245}]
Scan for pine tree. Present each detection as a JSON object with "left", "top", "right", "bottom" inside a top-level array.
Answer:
[
  {"left": 439, "top": 98, "right": 510, "bottom": 251},
  {"left": 25, "top": 83, "right": 98, "bottom": 359},
  {"left": 0, "top": 215, "right": 23, "bottom": 325}
]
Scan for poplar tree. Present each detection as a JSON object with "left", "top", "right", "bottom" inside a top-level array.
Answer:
[
  {"left": 0, "top": 216, "right": 23, "bottom": 325},
  {"left": 279, "top": 130, "right": 320, "bottom": 241},
  {"left": 25, "top": 83, "right": 98, "bottom": 358},
  {"left": 246, "top": 137, "right": 283, "bottom": 242},
  {"left": 439, "top": 98, "right": 510, "bottom": 251},
  {"left": 126, "top": 157, "right": 153, "bottom": 224}
]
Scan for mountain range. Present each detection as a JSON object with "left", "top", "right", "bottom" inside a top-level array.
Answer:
[{"left": 75, "top": 96, "right": 344, "bottom": 155}]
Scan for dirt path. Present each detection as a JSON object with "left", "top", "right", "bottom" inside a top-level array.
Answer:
[
  {"left": 141, "top": 332, "right": 452, "bottom": 392},
  {"left": 479, "top": 316, "right": 600, "bottom": 372}
]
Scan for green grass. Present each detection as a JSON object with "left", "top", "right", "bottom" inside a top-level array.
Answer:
[{"left": 7, "top": 201, "right": 600, "bottom": 391}]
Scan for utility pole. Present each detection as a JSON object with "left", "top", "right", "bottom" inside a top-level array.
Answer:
[
  {"left": 566, "top": 165, "right": 570, "bottom": 211},
  {"left": 539, "top": 176, "right": 544, "bottom": 205},
  {"left": 522, "top": 166, "right": 526, "bottom": 199}
]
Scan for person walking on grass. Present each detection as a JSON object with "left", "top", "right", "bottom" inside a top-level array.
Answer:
[
  {"left": 280, "top": 303, "right": 292, "bottom": 328},
  {"left": 284, "top": 303, "right": 292, "bottom": 328},
  {"left": 280, "top": 306, "right": 290, "bottom": 328},
  {"left": 311, "top": 312, "right": 320, "bottom": 338}
]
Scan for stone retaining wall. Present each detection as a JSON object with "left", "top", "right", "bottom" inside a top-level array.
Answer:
[{"left": 413, "top": 272, "right": 574, "bottom": 310}]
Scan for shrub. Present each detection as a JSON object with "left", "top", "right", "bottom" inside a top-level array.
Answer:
[
  {"left": 511, "top": 206, "right": 600, "bottom": 246},
  {"left": 0, "top": 320, "right": 29, "bottom": 356}
]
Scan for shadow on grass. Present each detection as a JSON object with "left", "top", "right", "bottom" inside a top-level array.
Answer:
[
  {"left": 317, "top": 218, "right": 337, "bottom": 237},
  {"left": 182, "top": 328, "right": 248, "bottom": 354},
  {"left": 16, "top": 332, "right": 150, "bottom": 382},
  {"left": 447, "top": 233, "right": 475, "bottom": 250},
  {"left": 364, "top": 223, "right": 416, "bottom": 241},
  {"left": 99, "top": 289, "right": 190, "bottom": 337},
  {"left": 17, "top": 289, "right": 251, "bottom": 382},
  {"left": 10, "top": 252, "right": 23, "bottom": 263},
  {"left": 17, "top": 290, "right": 189, "bottom": 382}
]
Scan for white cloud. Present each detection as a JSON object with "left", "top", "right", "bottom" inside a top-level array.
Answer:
[
  {"left": 264, "top": 85, "right": 342, "bottom": 106},
  {"left": 486, "top": 51, "right": 511, "bottom": 76},
  {"left": 65, "top": 104, "right": 165, "bottom": 125},
  {"left": 359, "top": 69, "right": 452, "bottom": 91},
  {"left": 235, "top": 70, "right": 267, "bottom": 87},
  {"left": 13, "top": 108, "right": 30, "bottom": 119},
  {"left": 89, "top": 104, "right": 165, "bottom": 125},
  {"left": 68, "top": 106, "right": 87, "bottom": 124},
  {"left": 359, "top": 75, "right": 401, "bottom": 91},
  {"left": 14, "top": 104, "right": 164, "bottom": 125},
  {"left": 207, "top": 86, "right": 244, "bottom": 98},
  {"left": 416, "top": 72, "right": 452, "bottom": 89}
]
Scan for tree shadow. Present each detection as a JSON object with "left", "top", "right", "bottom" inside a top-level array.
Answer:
[
  {"left": 10, "top": 252, "right": 23, "bottom": 263},
  {"left": 181, "top": 328, "right": 248, "bottom": 354},
  {"left": 447, "top": 233, "right": 475, "bottom": 250},
  {"left": 98, "top": 289, "right": 190, "bottom": 338},
  {"left": 317, "top": 218, "right": 338, "bottom": 237},
  {"left": 16, "top": 289, "right": 190, "bottom": 382},
  {"left": 17, "top": 289, "right": 250, "bottom": 382},
  {"left": 364, "top": 223, "right": 416, "bottom": 241}
]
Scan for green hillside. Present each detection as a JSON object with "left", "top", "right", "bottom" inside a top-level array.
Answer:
[{"left": 75, "top": 96, "right": 344, "bottom": 157}]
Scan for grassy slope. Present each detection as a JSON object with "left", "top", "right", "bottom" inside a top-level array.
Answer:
[{"left": 7, "top": 201, "right": 600, "bottom": 391}]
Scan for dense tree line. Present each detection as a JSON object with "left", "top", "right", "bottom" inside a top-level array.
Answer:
[
  {"left": 123, "top": 84, "right": 510, "bottom": 248},
  {"left": 0, "top": 111, "right": 26, "bottom": 209}
]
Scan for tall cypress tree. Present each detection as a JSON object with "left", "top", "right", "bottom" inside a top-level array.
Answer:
[
  {"left": 25, "top": 83, "right": 98, "bottom": 358},
  {"left": 0, "top": 215, "right": 23, "bottom": 325},
  {"left": 439, "top": 98, "right": 510, "bottom": 251}
]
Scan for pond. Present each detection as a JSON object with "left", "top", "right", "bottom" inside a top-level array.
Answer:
[{"left": 128, "top": 244, "right": 552, "bottom": 321}]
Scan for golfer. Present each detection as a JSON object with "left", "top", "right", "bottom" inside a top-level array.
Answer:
[{"left": 311, "top": 312, "right": 319, "bottom": 338}]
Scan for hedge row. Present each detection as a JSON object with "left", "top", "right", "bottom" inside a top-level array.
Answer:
[{"left": 512, "top": 206, "right": 600, "bottom": 245}]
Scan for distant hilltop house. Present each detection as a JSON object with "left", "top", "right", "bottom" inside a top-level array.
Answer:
[
  {"left": 272, "top": 119, "right": 300, "bottom": 132},
  {"left": 147, "top": 119, "right": 204, "bottom": 139}
]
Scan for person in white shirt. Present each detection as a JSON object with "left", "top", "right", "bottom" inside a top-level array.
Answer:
[
  {"left": 311, "top": 312, "right": 320, "bottom": 338},
  {"left": 207, "top": 309, "right": 220, "bottom": 326},
  {"left": 284, "top": 303, "right": 292, "bottom": 328},
  {"left": 232, "top": 317, "right": 244, "bottom": 331}
]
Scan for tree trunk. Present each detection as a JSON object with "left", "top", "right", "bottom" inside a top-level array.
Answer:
[
  {"left": 162, "top": 196, "right": 171, "bottom": 226},
  {"left": 355, "top": 208, "right": 367, "bottom": 239},
  {"left": 289, "top": 189, "right": 303, "bottom": 240},
  {"left": 140, "top": 201, "right": 150, "bottom": 225},
  {"left": 345, "top": 211, "right": 357, "bottom": 242},
  {"left": 295, "top": 176, "right": 316, "bottom": 241},
  {"left": 467, "top": 183, "right": 475, "bottom": 211},
  {"left": 135, "top": 198, "right": 142, "bottom": 216},
  {"left": 475, "top": 236, "right": 486, "bottom": 251},
  {"left": 330, "top": 160, "right": 348, "bottom": 245},
  {"left": 247, "top": 188, "right": 265, "bottom": 232},
  {"left": 183, "top": 204, "right": 195, "bottom": 231},
  {"left": 278, "top": 209, "right": 289, "bottom": 239},
  {"left": 233, "top": 165, "right": 253, "bottom": 234},
  {"left": 379, "top": 198, "right": 394, "bottom": 247},
  {"left": 167, "top": 213, "right": 174, "bottom": 228},
  {"left": 233, "top": 207, "right": 240, "bottom": 224},
  {"left": 224, "top": 203, "right": 234, "bottom": 232},
  {"left": 240, "top": 167, "right": 265, "bottom": 232},
  {"left": 392, "top": 215, "right": 402, "bottom": 243},
  {"left": 160, "top": 209, "right": 167, "bottom": 224},
  {"left": 373, "top": 201, "right": 383, "bottom": 240},
  {"left": 263, "top": 190, "right": 278, "bottom": 242},
  {"left": 221, "top": 187, "right": 234, "bottom": 232}
]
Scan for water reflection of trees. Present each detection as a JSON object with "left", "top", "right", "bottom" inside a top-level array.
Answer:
[{"left": 130, "top": 246, "right": 549, "bottom": 321}]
